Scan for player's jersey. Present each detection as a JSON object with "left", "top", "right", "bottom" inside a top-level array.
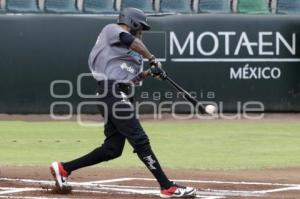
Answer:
[{"left": 88, "top": 24, "right": 143, "bottom": 82}]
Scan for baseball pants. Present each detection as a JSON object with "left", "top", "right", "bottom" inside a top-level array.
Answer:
[{"left": 62, "top": 80, "right": 172, "bottom": 189}]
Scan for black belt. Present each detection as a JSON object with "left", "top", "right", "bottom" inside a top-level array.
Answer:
[{"left": 97, "top": 80, "right": 132, "bottom": 95}]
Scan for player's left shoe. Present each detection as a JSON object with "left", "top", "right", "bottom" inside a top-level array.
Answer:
[
  {"left": 50, "top": 161, "right": 69, "bottom": 190},
  {"left": 160, "top": 182, "right": 197, "bottom": 198}
]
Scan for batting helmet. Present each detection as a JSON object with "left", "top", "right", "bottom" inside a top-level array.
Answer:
[{"left": 118, "top": 8, "right": 150, "bottom": 31}]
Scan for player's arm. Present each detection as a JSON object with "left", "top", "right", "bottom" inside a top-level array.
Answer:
[
  {"left": 130, "top": 70, "right": 151, "bottom": 84},
  {"left": 130, "top": 66, "right": 166, "bottom": 84},
  {"left": 119, "top": 32, "right": 160, "bottom": 66},
  {"left": 131, "top": 39, "right": 162, "bottom": 68},
  {"left": 130, "top": 38, "right": 152, "bottom": 60},
  {"left": 119, "top": 32, "right": 165, "bottom": 83}
]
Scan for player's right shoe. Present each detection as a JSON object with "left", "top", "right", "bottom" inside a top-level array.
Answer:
[
  {"left": 50, "top": 161, "right": 69, "bottom": 190},
  {"left": 160, "top": 183, "right": 197, "bottom": 198}
]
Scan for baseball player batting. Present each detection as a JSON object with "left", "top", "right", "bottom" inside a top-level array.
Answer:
[{"left": 50, "top": 7, "right": 196, "bottom": 198}]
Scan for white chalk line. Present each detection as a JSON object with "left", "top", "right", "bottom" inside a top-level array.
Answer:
[
  {"left": 90, "top": 177, "right": 300, "bottom": 187},
  {"left": 2, "top": 177, "right": 300, "bottom": 187},
  {"left": 0, "top": 178, "right": 53, "bottom": 184},
  {"left": 86, "top": 177, "right": 300, "bottom": 195},
  {"left": 0, "top": 184, "right": 260, "bottom": 198},
  {"left": 0, "top": 177, "right": 286, "bottom": 197},
  {"left": 0, "top": 196, "right": 74, "bottom": 199},
  {"left": 0, "top": 186, "right": 222, "bottom": 199},
  {"left": 85, "top": 177, "right": 136, "bottom": 184},
  {"left": 255, "top": 185, "right": 300, "bottom": 194},
  {"left": 69, "top": 184, "right": 262, "bottom": 197},
  {"left": 0, "top": 183, "right": 253, "bottom": 198},
  {"left": 0, "top": 187, "right": 39, "bottom": 195},
  {"left": 0, "top": 195, "right": 223, "bottom": 199},
  {"left": 1, "top": 177, "right": 300, "bottom": 198},
  {"left": 0, "top": 187, "right": 109, "bottom": 199}
]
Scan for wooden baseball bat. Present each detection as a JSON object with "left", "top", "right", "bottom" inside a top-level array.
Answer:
[{"left": 165, "top": 76, "right": 206, "bottom": 114}]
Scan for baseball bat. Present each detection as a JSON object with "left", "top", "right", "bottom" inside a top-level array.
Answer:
[{"left": 165, "top": 76, "right": 206, "bottom": 114}]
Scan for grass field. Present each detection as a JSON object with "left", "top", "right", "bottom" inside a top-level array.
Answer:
[{"left": 1, "top": 121, "right": 300, "bottom": 170}]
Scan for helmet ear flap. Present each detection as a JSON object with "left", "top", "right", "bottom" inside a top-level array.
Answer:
[{"left": 130, "top": 18, "right": 142, "bottom": 31}]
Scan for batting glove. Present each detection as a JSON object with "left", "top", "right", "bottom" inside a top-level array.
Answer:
[
  {"left": 149, "top": 65, "right": 167, "bottom": 80},
  {"left": 149, "top": 55, "right": 162, "bottom": 68}
]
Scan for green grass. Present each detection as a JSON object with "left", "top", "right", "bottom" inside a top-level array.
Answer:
[{"left": 0, "top": 121, "right": 300, "bottom": 170}]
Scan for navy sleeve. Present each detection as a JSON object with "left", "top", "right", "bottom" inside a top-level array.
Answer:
[{"left": 119, "top": 32, "right": 135, "bottom": 48}]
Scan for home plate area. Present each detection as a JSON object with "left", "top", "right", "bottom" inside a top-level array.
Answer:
[{"left": 1, "top": 177, "right": 300, "bottom": 198}]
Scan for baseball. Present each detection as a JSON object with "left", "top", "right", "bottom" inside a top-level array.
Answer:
[{"left": 205, "top": 105, "right": 216, "bottom": 114}]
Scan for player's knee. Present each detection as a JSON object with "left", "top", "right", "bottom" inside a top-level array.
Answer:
[
  {"left": 133, "top": 141, "right": 151, "bottom": 154},
  {"left": 112, "top": 147, "right": 123, "bottom": 159},
  {"left": 126, "top": 130, "right": 150, "bottom": 153},
  {"left": 106, "top": 146, "right": 123, "bottom": 159}
]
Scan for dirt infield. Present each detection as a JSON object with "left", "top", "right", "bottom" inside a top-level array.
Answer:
[{"left": 1, "top": 166, "right": 300, "bottom": 198}]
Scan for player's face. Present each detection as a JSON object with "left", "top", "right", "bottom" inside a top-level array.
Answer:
[
  {"left": 130, "top": 28, "right": 143, "bottom": 39},
  {"left": 135, "top": 30, "right": 143, "bottom": 39}
]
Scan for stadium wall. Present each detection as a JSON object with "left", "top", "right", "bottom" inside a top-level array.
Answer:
[{"left": 0, "top": 14, "right": 299, "bottom": 114}]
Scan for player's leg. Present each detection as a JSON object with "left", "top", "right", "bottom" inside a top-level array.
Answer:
[
  {"left": 110, "top": 94, "right": 197, "bottom": 197},
  {"left": 62, "top": 119, "right": 125, "bottom": 173},
  {"left": 50, "top": 118, "right": 125, "bottom": 189},
  {"left": 107, "top": 95, "right": 172, "bottom": 189}
]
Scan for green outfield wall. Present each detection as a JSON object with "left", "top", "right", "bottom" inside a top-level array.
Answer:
[{"left": 0, "top": 14, "right": 299, "bottom": 114}]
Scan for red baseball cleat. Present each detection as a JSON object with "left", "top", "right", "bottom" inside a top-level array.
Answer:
[
  {"left": 50, "top": 162, "right": 69, "bottom": 190},
  {"left": 160, "top": 183, "right": 197, "bottom": 198}
]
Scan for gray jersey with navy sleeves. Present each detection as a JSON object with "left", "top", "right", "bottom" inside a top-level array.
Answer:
[{"left": 88, "top": 24, "right": 143, "bottom": 82}]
